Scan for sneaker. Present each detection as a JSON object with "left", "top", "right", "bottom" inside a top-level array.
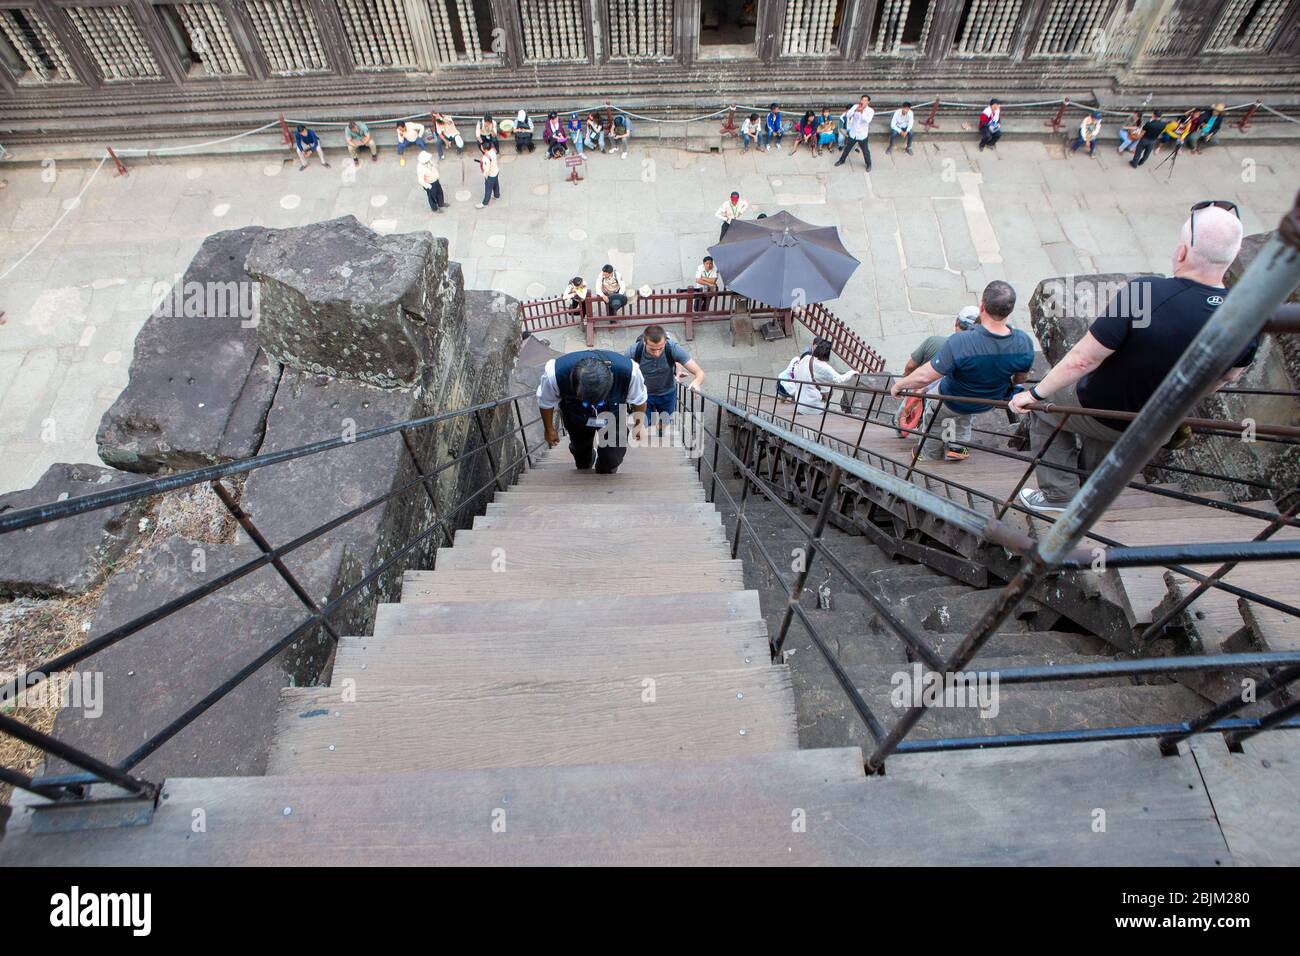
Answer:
[
  {"left": 475, "top": 203, "right": 486, "bottom": 209},
  {"left": 833, "top": 159, "right": 845, "bottom": 167},
  {"left": 353, "top": 157, "right": 360, "bottom": 167},
  {"left": 321, "top": 162, "right": 330, "bottom": 168},
  {"left": 1018, "top": 488, "right": 1067, "bottom": 513},
  {"left": 944, "top": 446, "right": 969, "bottom": 461},
  {"left": 399, "top": 156, "right": 406, "bottom": 167},
  {"left": 885, "top": 146, "right": 892, "bottom": 154},
  {"left": 906, "top": 147, "right": 913, "bottom": 155},
  {"left": 371, "top": 153, "right": 379, "bottom": 163},
  {"left": 298, "top": 165, "right": 306, "bottom": 171}
]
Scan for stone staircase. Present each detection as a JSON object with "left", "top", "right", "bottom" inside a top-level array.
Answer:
[{"left": 2, "top": 442, "right": 1292, "bottom": 865}]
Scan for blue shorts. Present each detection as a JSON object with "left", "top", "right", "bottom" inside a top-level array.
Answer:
[{"left": 646, "top": 390, "right": 677, "bottom": 420}]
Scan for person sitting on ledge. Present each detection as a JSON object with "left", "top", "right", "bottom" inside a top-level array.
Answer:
[
  {"left": 431, "top": 112, "right": 464, "bottom": 159},
  {"left": 778, "top": 338, "right": 860, "bottom": 412},
  {"left": 1009, "top": 202, "right": 1255, "bottom": 513},
  {"left": 543, "top": 112, "right": 568, "bottom": 159},
  {"left": 978, "top": 99, "right": 1002, "bottom": 151},
  {"left": 890, "top": 280, "right": 1033, "bottom": 463},
  {"left": 564, "top": 276, "right": 589, "bottom": 315},
  {"left": 395, "top": 120, "right": 428, "bottom": 167},
  {"left": 294, "top": 125, "right": 329, "bottom": 170},
  {"left": 512, "top": 110, "right": 535, "bottom": 153}
]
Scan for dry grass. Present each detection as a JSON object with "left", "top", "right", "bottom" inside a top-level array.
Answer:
[{"left": 0, "top": 477, "right": 243, "bottom": 804}]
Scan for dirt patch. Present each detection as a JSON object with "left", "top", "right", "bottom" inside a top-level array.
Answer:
[{"left": 0, "top": 478, "right": 243, "bottom": 805}]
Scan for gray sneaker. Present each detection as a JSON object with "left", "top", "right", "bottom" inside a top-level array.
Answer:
[{"left": 1018, "top": 488, "right": 1067, "bottom": 513}]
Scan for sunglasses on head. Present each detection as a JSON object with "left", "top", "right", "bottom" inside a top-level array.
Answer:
[{"left": 1189, "top": 200, "right": 1239, "bottom": 247}]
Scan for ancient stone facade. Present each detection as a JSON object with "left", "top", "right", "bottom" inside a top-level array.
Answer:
[{"left": 2, "top": 1, "right": 1298, "bottom": 139}]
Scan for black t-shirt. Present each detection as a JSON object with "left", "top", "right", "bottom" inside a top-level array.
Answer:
[
  {"left": 1140, "top": 118, "right": 1165, "bottom": 140},
  {"left": 1077, "top": 276, "right": 1258, "bottom": 429}
]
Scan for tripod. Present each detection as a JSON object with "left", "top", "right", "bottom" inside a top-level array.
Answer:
[{"left": 1152, "top": 136, "right": 1183, "bottom": 182}]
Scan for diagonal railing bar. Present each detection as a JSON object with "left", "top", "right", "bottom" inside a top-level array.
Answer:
[
  {"left": 114, "top": 434, "right": 548, "bottom": 774},
  {"left": 1157, "top": 663, "right": 1300, "bottom": 755},
  {"left": 0, "top": 393, "right": 532, "bottom": 535},
  {"left": 1224, "top": 696, "right": 1300, "bottom": 747},
  {"left": 0, "top": 412, "right": 540, "bottom": 707},
  {"left": 0, "top": 711, "right": 156, "bottom": 799}
]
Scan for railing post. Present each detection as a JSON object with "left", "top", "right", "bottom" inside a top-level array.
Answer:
[
  {"left": 513, "top": 397, "right": 534, "bottom": 468},
  {"left": 771, "top": 465, "right": 842, "bottom": 660},
  {"left": 707, "top": 401, "right": 723, "bottom": 502},
  {"left": 995, "top": 413, "right": 1068, "bottom": 519},
  {"left": 473, "top": 409, "right": 509, "bottom": 492},
  {"left": 730, "top": 424, "right": 761, "bottom": 560},
  {"left": 584, "top": 298, "right": 595, "bottom": 347}
]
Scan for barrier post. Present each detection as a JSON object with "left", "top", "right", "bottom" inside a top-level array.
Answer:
[
  {"left": 1237, "top": 100, "right": 1262, "bottom": 132},
  {"left": 1045, "top": 98, "right": 1069, "bottom": 134},
  {"left": 921, "top": 98, "right": 940, "bottom": 131},
  {"left": 720, "top": 106, "right": 739, "bottom": 136},
  {"left": 279, "top": 114, "right": 293, "bottom": 145},
  {"left": 106, "top": 146, "right": 128, "bottom": 177}
]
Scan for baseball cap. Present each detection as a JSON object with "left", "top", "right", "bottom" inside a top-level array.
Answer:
[{"left": 956, "top": 305, "right": 980, "bottom": 329}]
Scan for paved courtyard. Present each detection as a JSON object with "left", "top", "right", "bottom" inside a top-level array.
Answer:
[{"left": 0, "top": 133, "right": 1295, "bottom": 493}]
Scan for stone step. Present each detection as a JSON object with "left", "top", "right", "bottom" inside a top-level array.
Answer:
[
  {"left": 494, "top": 490, "right": 707, "bottom": 503},
  {"left": 918, "top": 630, "right": 1111, "bottom": 660},
  {"left": 268, "top": 667, "right": 798, "bottom": 775},
  {"left": 0, "top": 740, "right": 1230, "bottom": 866},
  {"left": 331, "top": 620, "right": 770, "bottom": 686},
  {"left": 400, "top": 562, "right": 745, "bottom": 601},
  {"left": 853, "top": 680, "right": 1208, "bottom": 741},
  {"left": 434, "top": 536, "right": 729, "bottom": 571},
  {"left": 374, "top": 589, "right": 763, "bottom": 636},
  {"left": 472, "top": 512, "right": 722, "bottom": 531}
]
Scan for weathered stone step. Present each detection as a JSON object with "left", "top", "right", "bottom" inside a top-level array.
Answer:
[
  {"left": 495, "top": 490, "right": 707, "bottom": 503},
  {"left": 268, "top": 667, "right": 798, "bottom": 774},
  {"left": 854, "top": 680, "right": 1208, "bottom": 741},
  {"left": 485, "top": 501, "right": 718, "bottom": 517},
  {"left": 473, "top": 511, "right": 722, "bottom": 531},
  {"left": 434, "top": 536, "right": 729, "bottom": 570},
  {"left": 0, "top": 741, "right": 1230, "bottom": 866},
  {"left": 332, "top": 619, "right": 768, "bottom": 684},
  {"left": 919, "top": 630, "right": 1110, "bottom": 660},
  {"left": 401, "top": 562, "right": 745, "bottom": 601},
  {"left": 374, "top": 589, "right": 763, "bottom": 635}
]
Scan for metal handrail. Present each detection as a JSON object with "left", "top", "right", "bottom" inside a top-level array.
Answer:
[
  {"left": 731, "top": 373, "right": 1300, "bottom": 618},
  {"left": 0, "top": 392, "right": 542, "bottom": 805},
  {"left": 676, "top": 381, "right": 1300, "bottom": 771}
]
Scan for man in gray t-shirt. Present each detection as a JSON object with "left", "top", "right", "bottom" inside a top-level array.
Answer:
[
  {"left": 625, "top": 324, "right": 706, "bottom": 425},
  {"left": 902, "top": 305, "right": 980, "bottom": 376}
]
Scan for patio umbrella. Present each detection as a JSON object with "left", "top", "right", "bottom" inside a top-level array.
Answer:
[{"left": 706, "top": 210, "right": 860, "bottom": 308}]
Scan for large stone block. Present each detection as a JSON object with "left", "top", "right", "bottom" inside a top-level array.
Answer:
[
  {"left": 1027, "top": 273, "right": 1157, "bottom": 364},
  {"left": 456, "top": 290, "right": 526, "bottom": 508},
  {"left": 96, "top": 226, "right": 281, "bottom": 473},
  {"left": 237, "top": 370, "right": 452, "bottom": 641},
  {"left": 245, "top": 216, "right": 452, "bottom": 388},
  {"left": 49, "top": 536, "right": 308, "bottom": 779},
  {"left": 0, "top": 463, "right": 148, "bottom": 597}
]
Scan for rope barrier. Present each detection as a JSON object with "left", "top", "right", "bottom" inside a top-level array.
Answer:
[{"left": 0, "top": 153, "right": 108, "bottom": 284}]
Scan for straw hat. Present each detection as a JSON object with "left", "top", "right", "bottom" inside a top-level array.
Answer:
[{"left": 500, "top": 118, "right": 516, "bottom": 134}]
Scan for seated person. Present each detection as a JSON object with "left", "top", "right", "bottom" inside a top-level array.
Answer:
[
  {"left": 778, "top": 338, "right": 859, "bottom": 411},
  {"left": 791, "top": 111, "right": 817, "bottom": 155},
  {"left": 890, "top": 281, "right": 1033, "bottom": 463},
  {"left": 430, "top": 112, "right": 464, "bottom": 159},
  {"left": 585, "top": 112, "right": 606, "bottom": 153},
  {"left": 476, "top": 114, "right": 499, "bottom": 152},
  {"left": 543, "top": 112, "right": 568, "bottom": 158},
  {"left": 609, "top": 114, "right": 630, "bottom": 157},
  {"left": 564, "top": 276, "right": 589, "bottom": 315},
  {"left": 594, "top": 264, "right": 628, "bottom": 314},
  {"left": 1009, "top": 204, "right": 1253, "bottom": 511},
  {"left": 395, "top": 120, "right": 428, "bottom": 166},
  {"left": 692, "top": 255, "right": 720, "bottom": 311},
  {"left": 513, "top": 110, "right": 535, "bottom": 153},
  {"left": 816, "top": 109, "right": 837, "bottom": 156},
  {"left": 1189, "top": 103, "right": 1225, "bottom": 153}
]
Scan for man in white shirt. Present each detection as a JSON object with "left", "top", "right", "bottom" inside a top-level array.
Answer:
[
  {"left": 778, "top": 339, "right": 860, "bottom": 411},
  {"left": 834, "top": 95, "right": 874, "bottom": 171},
  {"left": 395, "top": 121, "right": 429, "bottom": 167},
  {"left": 692, "top": 255, "right": 720, "bottom": 311},
  {"left": 888, "top": 102, "right": 915, "bottom": 156},
  {"left": 715, "top": 190, "right": 749, "bottom": 241},
  {"left": 537, "top": 350, "right": 648, "bottom": 474}
]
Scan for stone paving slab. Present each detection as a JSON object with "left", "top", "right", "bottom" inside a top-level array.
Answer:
[{"left": 0, "top": 137, "right": 1296, "bottom": 493}]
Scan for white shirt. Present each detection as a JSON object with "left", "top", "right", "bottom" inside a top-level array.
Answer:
[
  {"left": 891, "top": 109, "right": 914, "bottom": 134},
  {"left": 536, "top": 358, "right": 649, "bottom": 410},
  {"left": 842, "top": 105, "right": 875, "bottom": 139},
  {"left": 780, "top": 353, "right": 858, "bottom": 410},
  {"left": 399, "top": 122, "right": 425, "bottom": 143},
  {"left": 716, "top": 198, "right": 749, "bottom": 222}
]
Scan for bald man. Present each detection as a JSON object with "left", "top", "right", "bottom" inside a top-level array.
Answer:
[{"left": 1011, "top": 202, "right": 1256, "bottom": 512}]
